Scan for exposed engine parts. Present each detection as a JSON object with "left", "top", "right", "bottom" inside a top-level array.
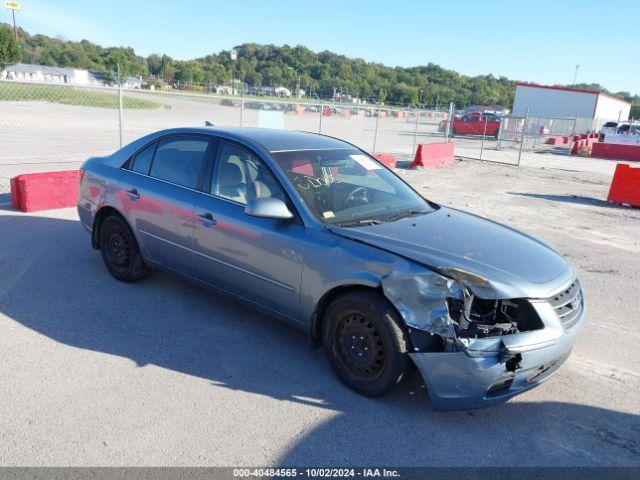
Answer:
[{"left": 446, "top": 295, "right": 544, "bottom": 338}]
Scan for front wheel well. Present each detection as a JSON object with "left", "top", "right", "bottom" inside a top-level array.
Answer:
[
  {"left": 91, "top": 206, "right": 123, "bottom": 249},
  {"left": 309, "top": 284, "right": 446, "bottom": 353},
  {"left": 310, "top": 285, "right": 381, "bottom": 345}
]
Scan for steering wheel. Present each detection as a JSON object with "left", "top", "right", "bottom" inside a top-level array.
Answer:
[{"left": 343, "top": 186, "right": 370, "bottom": 209}]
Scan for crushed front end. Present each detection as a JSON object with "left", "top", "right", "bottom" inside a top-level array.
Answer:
[{"left": 382, "top": 269, "right": 585, "bottom": 411}]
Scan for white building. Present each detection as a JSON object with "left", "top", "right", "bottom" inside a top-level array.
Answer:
[
  {"left": 512, "top": 83, "right": 631, "bottom": 122},
  {"left": 215, "top": 85, "right": 238, "bottom": 95},
  {"left": 122, "top": 76, "right": 143, "bottom": 89},
  {"left": 1, "top": 63, "right": 107, "bottom": 86},
  {"left": 274, "top": 86, "right": 292, "bottom": 97}
]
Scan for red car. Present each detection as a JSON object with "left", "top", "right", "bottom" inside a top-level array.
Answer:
[{"left": 450, "top": 112, "right": 501, "bottom": 136}]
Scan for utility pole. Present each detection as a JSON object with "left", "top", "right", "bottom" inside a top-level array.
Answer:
[
  {"left": 230, "top": 49, "right": 238, "bottom": 95},
  {"left": 5, "top": 2, "right": 21, "bottom": 42},
  {"left": 573, "top": 64, "right": 580, "bottom": 84},
  {"left": 11, "top": 9, "right": 17, "bottom": 41}
]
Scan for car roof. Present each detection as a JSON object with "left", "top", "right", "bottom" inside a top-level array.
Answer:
[{"left": 162, "top": 127, "right": 354, "bottom": 153}]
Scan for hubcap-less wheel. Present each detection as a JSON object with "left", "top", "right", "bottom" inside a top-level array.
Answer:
[
  {"left": 99, "top": 215, "right": 149, "bottom": 282},
  {"left": 323, "top": 291, "right": 409, "bottom": 397},
  {"left": 336, "top": 313, "right": 386, "bottom": 379},
  {"left": 106, "top": 227, "right": 130, "bottom": 271}
]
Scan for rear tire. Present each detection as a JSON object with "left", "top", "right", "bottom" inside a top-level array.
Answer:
[
  {"left": 99, "top": 214, "right": 149, "bottom": 282},
  {"left": 323, "top": 291, "right": 409, "bottom": 397}
]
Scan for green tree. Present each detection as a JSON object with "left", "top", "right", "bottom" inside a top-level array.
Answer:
[
  {"left": 6, "top": 24, "right": 635, "bottom": 109},
  {"left": 0, "top": 26, "right": 20, "bottom": 65}
]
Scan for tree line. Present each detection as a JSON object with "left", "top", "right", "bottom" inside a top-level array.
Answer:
[{"left": 1, "top": 23, "right": 638, "bottom": 114}]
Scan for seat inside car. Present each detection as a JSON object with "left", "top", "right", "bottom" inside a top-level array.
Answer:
[
  {"left": 218, "top": 161, "right": 246, "bottom": 203},
  {"left": 248, "top": 165, "right": 283, "bottom": 202}
]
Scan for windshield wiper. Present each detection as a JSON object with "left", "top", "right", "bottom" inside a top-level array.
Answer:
[
  {"left": 384, "top": 209, "right": 428, "bottom": 223},
  {"left": 334, "top": 218, "right": 384, "bottom": 227}
]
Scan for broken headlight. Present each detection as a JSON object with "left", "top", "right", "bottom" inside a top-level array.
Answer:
[{"left": 446, "top": 296, "right": 543, "bottom": 338}]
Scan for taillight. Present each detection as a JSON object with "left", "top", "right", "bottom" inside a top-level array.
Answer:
[{"left": 78, "top": 168, "right": 86, "bottom": 185}]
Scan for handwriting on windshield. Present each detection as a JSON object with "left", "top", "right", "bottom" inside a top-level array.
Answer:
[{"left": 296, "top": 172, "right": 339, "bottom": 190}]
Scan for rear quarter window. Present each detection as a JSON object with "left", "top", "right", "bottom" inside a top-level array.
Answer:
[{"left": 130, "top": 143, "right": 156, "bottom": 175}]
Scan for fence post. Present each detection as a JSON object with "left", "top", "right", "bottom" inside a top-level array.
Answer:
[
  {"left": 571, "top": 114, "right": 578, "bottom": 136},
  {"left": 372, "top": 104, "right": 381, "bottom": 154},
  {"left": 444, "top": 102, "right": 454, "bottom": 142},
  {"left": 318, "top": 101, "right": 323, "bottom": 133},
  {"left": 517, "top": 108, "right": 529, "bottom": 166},
  {"left": 496, "top": 116, "right": 505, "bottom": 149},
  {"left": 118, "top": 84, "right": 124, "bottom": 148},
  {"left": 480, "top": 114, "right": 488, "bottom": 160},
  {"left": 411, "top": 107, "right": 419, "bottom": 157},
  {"left": 240, "top": 90, "right": 245, "bottom": 127}
]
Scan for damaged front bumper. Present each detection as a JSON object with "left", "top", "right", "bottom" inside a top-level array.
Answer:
[{"left": 410, "top": 301, "right": 584, "bottom": 411}]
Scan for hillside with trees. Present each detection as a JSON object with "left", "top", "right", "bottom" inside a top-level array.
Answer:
[{"left": 2, "top": 23, "right": 639, "bottom": 114}]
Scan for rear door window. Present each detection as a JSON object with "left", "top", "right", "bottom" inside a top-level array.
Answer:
[{"left": 149, "top": 136, "right": 211, "bottom": 189}]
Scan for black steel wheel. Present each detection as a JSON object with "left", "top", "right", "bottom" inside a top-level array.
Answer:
[
  {"left": 99, "top": 214, "right": 149, "bottom": 282},
  {"left": 323, "top": 290, "right": 409, "bottom": 397},
  {"left": 335, "top": 313, "right": 387, "bottom": 380}
]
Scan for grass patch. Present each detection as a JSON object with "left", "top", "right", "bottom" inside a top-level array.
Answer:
[{"left": 0, "top": 82, "right": 167, "bottom": 109}]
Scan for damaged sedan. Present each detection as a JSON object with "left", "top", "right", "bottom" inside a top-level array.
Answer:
[{"left": 77, "top": 127, "right": 584, "bottom": 410}]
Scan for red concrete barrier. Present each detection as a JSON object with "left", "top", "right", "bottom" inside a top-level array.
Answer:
[
  {"left": 410, "top": 142, "right": 454, "bottom": 169},
  {"left": 373, "top": 153, "right": 397, "bottom": 169},
  {"left": 571, "top": 139, "right": 585, "bottom": 155},
  {"left": 10, "top": 170, "right": 79, "bottom": 212},
  {"left": 607, "top": 164, "right": 640, "bottom": 207},
  {"left": 546, "top": 136, "right": 568, "bottom": 145},
  {"left": 571, "top": 138, "right": 600, "bottom": 155},
  {"left": 592, "top": 143, "right": 640, "bottom": 162}
]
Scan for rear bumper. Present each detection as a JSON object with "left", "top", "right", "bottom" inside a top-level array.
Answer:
[
  {"left": 410, "top": 306, "right": 584, "bottom": 411},
  {"left": 77, "top": 201, "right": 94, "bottom": 233}
]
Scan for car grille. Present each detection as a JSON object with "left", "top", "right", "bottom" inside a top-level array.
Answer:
[{"left": 548, "top": 281, "right": 583, "bottom": 330}]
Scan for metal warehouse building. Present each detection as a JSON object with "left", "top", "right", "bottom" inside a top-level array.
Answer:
[{"left": 512, "top": 83, "right": 631, "bottom": 122}]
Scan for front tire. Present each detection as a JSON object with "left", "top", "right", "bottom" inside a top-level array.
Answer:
[
  {"left": 99, "top": 214, "right": 149, "bottom": 282},
  {"left": 323, "top": 291, "right": 409, "bottom": 397}
]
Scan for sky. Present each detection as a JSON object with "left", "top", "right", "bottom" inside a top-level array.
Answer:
[{"left": 4, "top": 0, "right": 639, "bottom": 94}]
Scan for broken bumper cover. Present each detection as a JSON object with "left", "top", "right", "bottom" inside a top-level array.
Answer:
[{"left": 410, "top": 306, "right": 584, "bottom": 411}]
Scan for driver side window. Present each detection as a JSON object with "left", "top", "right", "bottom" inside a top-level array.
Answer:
[{"left": 211, "top": 143, "right": 285, "bottom": 205}]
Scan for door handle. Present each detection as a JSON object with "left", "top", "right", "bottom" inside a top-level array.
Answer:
[
  {"left": 197, "top": 212, "right": 217, "bottom": 226},
  {"left": 126, "top": 188, "right": 140, "bottom": 200}
]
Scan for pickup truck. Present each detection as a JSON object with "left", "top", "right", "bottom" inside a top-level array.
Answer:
[{"left": 450, "top": 112, "right": 501, "bottom": 136}]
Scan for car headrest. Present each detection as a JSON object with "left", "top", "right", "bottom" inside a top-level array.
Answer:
[{"left": 219, "top": 162, "right": 243, "bottom": 186}]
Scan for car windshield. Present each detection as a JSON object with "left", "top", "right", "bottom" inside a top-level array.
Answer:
[{"left": 271, "top": 147, "right": 433, "bottom": 226}]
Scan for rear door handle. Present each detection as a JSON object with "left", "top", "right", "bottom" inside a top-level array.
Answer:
[
  {"left": 197, "top": 212, "right": 217, "bottom": 227},
  {"left": 126, "top": 188, "right": 140, "bottom": 200}
]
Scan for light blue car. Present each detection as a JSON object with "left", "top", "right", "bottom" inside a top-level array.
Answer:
[{"left": 77, "top": 127, "right": 584, "bottom": 410}]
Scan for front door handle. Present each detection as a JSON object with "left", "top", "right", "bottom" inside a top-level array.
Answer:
[
  {"left": 197, "top": 212, "right": 217, "bottom": 227},
  {"left": 126, "top": 188, "right": 140, "bottom": 200}
]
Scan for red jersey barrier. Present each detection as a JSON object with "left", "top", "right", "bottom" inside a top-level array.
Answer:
[
  {"left": 10, "top": 170, "right": 80, "bottom": 212},
  {"left": 410, "top": 143, "right": 454, "bottom": 169},
  {"left": 373, "top": 153, "right": 397, "bottom": 169},
  {"left": 607, "top": 164, "right": 640, "bottom": 208},
  {"left": 592, "top": 143, "right": 640, "bottom": 162}
]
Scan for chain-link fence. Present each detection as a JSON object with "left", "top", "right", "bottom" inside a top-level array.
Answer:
[
  {"left": 0, "top": 79, "right": 453, "bottom": 193},
  {"left": 439, "top": 107, "right": 630, "bottom": 166},
  {"left": 0, "top": 79, "right": 635, "bottom": 195}
]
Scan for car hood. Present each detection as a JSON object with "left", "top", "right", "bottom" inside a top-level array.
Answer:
[{"left": 329, "top": 206, "right": 574, "bottom": 299}]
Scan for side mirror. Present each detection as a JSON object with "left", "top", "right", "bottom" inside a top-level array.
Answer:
[{"left": 244, "top": 197, "right": 294, "bottom": 220}]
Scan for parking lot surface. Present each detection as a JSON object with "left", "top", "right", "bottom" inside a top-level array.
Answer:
[{"left": 1, "top": 159, "right": 639, "bottom": 466}]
